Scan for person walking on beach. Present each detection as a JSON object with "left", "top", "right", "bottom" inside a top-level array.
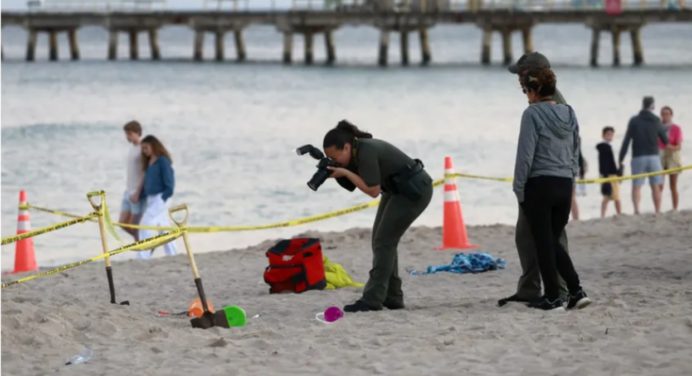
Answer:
[
  {"left": 658, "top": 105, "right": 683, "bottom": 211},
  {"left": 138, "top": 135, "right": 177, "bottom": 260},
  {"left": 597, "top": 126, "right": 622, "bottom": 218},
  {"left": 512, "top": 67, "right": 591, "bottom": 311},
  {"left": 498, "top": 52, "right": 569, "bottom": 307},
  {"left": 120, "top": 121, "right": 144, "bottom": 240},
  {"left": 322, "top": 120, "right": 433, "bottom": 312},
  {"left": 618, "top": 96, "right": 669, "bottom": 215}
]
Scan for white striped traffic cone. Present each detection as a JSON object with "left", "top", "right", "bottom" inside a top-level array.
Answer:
[
  {"left": 13, "top": 190, "right": 38, "bottom": 273},
  {"left": 439, "top": 157, "right": 478, "bottom": 250}
]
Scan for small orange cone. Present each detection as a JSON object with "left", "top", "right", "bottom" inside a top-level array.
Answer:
[
  {"left": 439, "top": 157, "right": 478, "bottom": 250},
  {"left": 13, "top": 190, "right": 38, "bottom": 273},
  {"left": 187, "top": 297, "right": 214, "bottom": 318}
]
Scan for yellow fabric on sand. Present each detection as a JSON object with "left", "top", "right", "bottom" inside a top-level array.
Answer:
[{"left": 323, "top": 256, "right": 364, "bottom": 290}]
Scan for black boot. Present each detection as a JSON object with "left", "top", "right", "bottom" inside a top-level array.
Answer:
[
  {"left": 383, "top": 298, "right": 405, "bottom": 310},
  {"left": 344, "top": 300, "right": 382, "bottom": 313}
]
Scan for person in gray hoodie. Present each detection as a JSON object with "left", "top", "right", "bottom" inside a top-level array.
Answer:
[{"left": 513, "top": 67, "right": 591, "bottom": 311}]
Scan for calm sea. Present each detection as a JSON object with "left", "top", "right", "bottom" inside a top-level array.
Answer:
[{"left": 2, "top": 23, "right": 692, "bottom": 269}]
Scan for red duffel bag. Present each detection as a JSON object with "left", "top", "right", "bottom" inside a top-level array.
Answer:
[{"left": 263, "top": 238, "right": 327, "bottom": 294}]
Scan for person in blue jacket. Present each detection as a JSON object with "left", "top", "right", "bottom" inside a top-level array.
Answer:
[{"left": 138, "top": 135, "right": 177, "bottom": 259}]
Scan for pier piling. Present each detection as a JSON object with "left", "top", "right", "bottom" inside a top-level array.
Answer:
[
  {"left": 521, "top": 27, "right": 533, "bottom": 54},
  {"left": 590, "top": 28, "right": 600, "bottom": 67},
  {"left": 325, "top": 30, "right": 336, "bottom": 64},
  {"left": 26, "top": 29, "right": 37, "bottom": 62},
  {"left": 68, "top": 29, "right": 79, "bottom": 60},
  {"left": 304, "top": 32, "right": 314, "bottom": 65},
  {"left": 215, "top": 31, "right": 225, "bottom": 61},
  {"left": 631, "top": 27, "right": 644, "bottom": 66},
  {"left": 400, "top": 31, "right": 409, "bottom": 66},
  {"left": 129, "top": 30, "right": 139, "bottom": 60},
  {"left": 108, "top": 31, "right": 118, "bottom": 60},
  {"left": 611, "top": 26, "right": 621, "bottom": 67},
  {"left": 194, "top": 30, "right": 204, "bottom": 61},
  {"left": 378, "top": 30, "right": 389, "bottom": 67},
  {"left": 481, "top": 27, "right": 492, "bottom": 65},
  {"left": 234, "top": 30, "right": 246, "bottom": 62},
  {"left": 149, "top": 29, "right": 161, "bottom": 60},
  {"left": 282, "top": 32, "right": 292, "bottom": 64},
  {"left": 419, "top": 28, "right": 431, "bottom": 65},
  {"left": 48, "top": 31, "right": 58, "bottom": 61},
  {"left": 501, "top": 29, "right": 512, "bottom": 65}
]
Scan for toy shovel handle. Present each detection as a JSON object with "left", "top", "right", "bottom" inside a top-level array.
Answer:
[
  {"left": 169, "top": 204, "right": 189, "bottom": 227},
  {"left": 86, "top": 191, "right": 105, "bottom": 210}
]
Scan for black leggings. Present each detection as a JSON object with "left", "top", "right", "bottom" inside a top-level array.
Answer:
[{"left": 521, "top": 176, "right": 582, "bottom": 299}]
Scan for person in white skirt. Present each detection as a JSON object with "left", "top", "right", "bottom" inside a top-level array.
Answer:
[{"left": 138, "top": 135, "right": 177, "bottom": 260}]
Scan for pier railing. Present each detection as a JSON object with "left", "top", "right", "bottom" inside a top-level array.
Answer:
[{"left": 23, "top": 0, "right": 690, "bottom": 12}]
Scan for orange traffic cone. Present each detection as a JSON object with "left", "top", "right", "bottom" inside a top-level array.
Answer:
[
  {"left": 439, "top": 157, "right": 478, "bottom": 250},
  {"left": 13, "top": 190, "right": 38, "bottom": 273}
]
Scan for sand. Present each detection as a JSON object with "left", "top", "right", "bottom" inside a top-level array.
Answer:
[{"left": 2, "top": 211, "right": 692, "bottom": 375}]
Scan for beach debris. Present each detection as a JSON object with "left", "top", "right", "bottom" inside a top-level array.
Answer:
[
  {"left": 409, "top": 252, "right": 506, "bottom": 275},
  {"left": 65, "top": 347, "right": 93, "bottom": 365},
  {"left": 315, "top": 306, "right": 344, "bottom": 323}
]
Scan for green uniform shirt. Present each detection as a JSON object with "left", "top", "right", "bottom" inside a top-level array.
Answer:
[{"left": 355, "top": 139, "right": 414, "bottom": 192}]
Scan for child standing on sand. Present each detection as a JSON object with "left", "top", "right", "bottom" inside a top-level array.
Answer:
[{"left": 597, "top": 126, "right": 622, "bottom": 218}]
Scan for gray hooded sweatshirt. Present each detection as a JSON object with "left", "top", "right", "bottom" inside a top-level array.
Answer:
[{"left": 513, "top": 102, "right": 580, "bottom": 202}]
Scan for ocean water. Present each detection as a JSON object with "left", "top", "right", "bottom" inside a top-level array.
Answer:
[{"left": 2, "top": 23, "right": 692, "bottom": 269}]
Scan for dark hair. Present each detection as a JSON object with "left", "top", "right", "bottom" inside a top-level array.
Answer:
[
  {"left": 521, "top": 67, "right": 556, "bottom": 98},
  {"left": 123, "top": 120, "right": 142, "bottom": 136},
  {"left": 602, "top": 126, "right": 615, "bottom": 136},
  {"left": 323, "top": 120, "right": 373, "bottom": 149},
  {"left": 661, "top": 105, "right": 673, "bottom": 115},
  {"left": 141, "top": 135, "right": 172, "bottom": 171}
]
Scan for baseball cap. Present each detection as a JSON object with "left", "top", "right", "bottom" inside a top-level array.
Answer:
[{"left": 508, "top": 52, "right": 551, "bottom": 74}]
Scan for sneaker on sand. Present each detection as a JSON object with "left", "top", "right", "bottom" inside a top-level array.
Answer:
[
  {"left": 567, "top": 290, "right": 592, "bottom": 310},
  {"left": 527, "top": 297, "right": 565, "bottom": 311}
]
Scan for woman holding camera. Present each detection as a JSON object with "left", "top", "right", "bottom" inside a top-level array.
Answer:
[
  {"left": 324, "top": 120, "right": 433, "bottom": 313},
  {"left": 513, "top": 68, "right": 591, "bottom": 311}
]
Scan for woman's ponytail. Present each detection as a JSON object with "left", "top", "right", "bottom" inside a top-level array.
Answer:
[{"left": 323, "top": 120, "right": 373, "bottom": 149}]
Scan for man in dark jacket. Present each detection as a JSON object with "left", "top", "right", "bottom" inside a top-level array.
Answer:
[
  {"left": 499, "top": 52, "right": 571, "bottom": 307},
  {"left": 618, "top": 96, "right": 669, "bottom": 214}
]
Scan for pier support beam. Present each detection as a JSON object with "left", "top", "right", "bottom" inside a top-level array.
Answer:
[
  {"left": 234, "top": 30, "right": 246, "bottom": 62},
  {"left": 378, "top": 30, "right": 389, "bottom": 67},
  {"left": 215, "top": 31, "right": 225, "bottom": 61},
  {"left": 108, "top": 31, "right": 118, "bottom": 60},
  {"left": 400, "top": 31, "right": 409, "bottom": 66},
  {"left": 590, "top": 28, "right": 600, "bottom": 67},
  {"left": 304, "top": 32, "right": 314, "bottom": 65},
  {"left": 611, "top": 27, "right": 621, "bottom": 67},
  {"left": 419, "top": 28, "right": 431, "bottom": 65},
  {"left": 501, "top": 29, "right": 512, "bottom": 65},
  {"left": 481, "top": 27, "right": 492, "bottom": 65},
  {"left": 631, "top": 27, "right": 643, "bottom": 66},
  {"left": 129, "top": 30, "right": 139, "bottom": 60},
  {"left": 48, "top": 30, "right": 58, "bottom": 61},
  {"left": 283, "top": 32, "right": 293, "bottom": 64},
  {"left": 68, "top": 29, "right": 80, "bottom": 60},
  {"left": 521, "top": 27, "right": 533, "bottom": 54},
  {"left": 325, "top": 30, "right": 336, "bottom": 64},
  {"left": 26, "top": 29, "right": 37, "bottom": 62},
  {"left": 194, "top": 31, "right": 204, "bottom": 61},
  {"left": 149, "top": 29, "right": 161, "bottom": 60}
]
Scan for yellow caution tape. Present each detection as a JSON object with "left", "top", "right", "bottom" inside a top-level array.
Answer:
[
  {"left": 20, "top": 204, "right": 87, "bottom": 219},
  {"left": 1, "top": 213, "right": 99, "bottom": 246},
  {"left": 17, "top": 164, "right": 690, "bottom": 235},
  {"left": 1, "top": 230, "right": 183, "bottom": 288}
]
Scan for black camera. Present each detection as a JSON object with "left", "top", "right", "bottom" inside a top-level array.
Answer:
[{"left": 296, "top": 144, "right": 338, "bottom": 191}]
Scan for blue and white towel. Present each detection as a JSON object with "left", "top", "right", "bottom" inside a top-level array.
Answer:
[{"left": 410, "top": 252, "right": 506, "bottom": 275}]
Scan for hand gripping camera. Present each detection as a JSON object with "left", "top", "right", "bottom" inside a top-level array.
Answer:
[{"left": 296, "top": 145, "right": 338, "bottom": 191}]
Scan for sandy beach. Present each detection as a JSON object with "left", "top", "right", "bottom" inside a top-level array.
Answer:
[{"left": 2, "top": 211, "right": 691, "bottom": 375}]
